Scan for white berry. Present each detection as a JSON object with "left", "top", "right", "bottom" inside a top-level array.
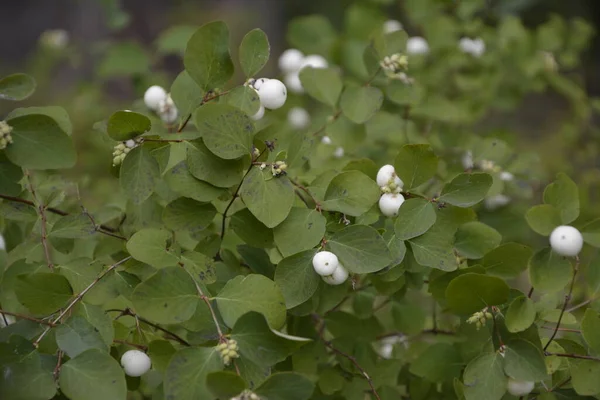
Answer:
[
  {"left": 406, "top": 37, "right": 430, "bottom": 55},
  {"left": 462, "top": 151, "right": 474, "bottom": 169},
  {"left": 379, "top": 193, "right": 405, "bottom": 217},
  {"left": 120, "top": 350, "right": 151, "bottom": 377},
  {"left": 278, "top": 49, "right": 304, "bottom": 74},
  {"left": 125, "top": 139, "right": 136, "bottom": 148},
  {"left": 383, "top": 20, "right": 403, "bottom": 34},
  {"left": 376, "top": 165, "right": 396, "bottom": 187},
  {"left": 322, "top": 264, "right": 349, "bottom": 285},
  {"left": 257, "top": 79, "right": 287, "bottom": 110},
  {"left": 500, "top": 171, "right": 514, "bottom": 181},
  {"left": 287, "top": 107, "right": 310, "bottom": 129},
  {"left": 253, "top": 78, "right": 269, "bottom": 91},
  {"left": 333, "top": 146, "right": 344, "bottom": 158},
  {"left": 251, "top": 104, "right": 265, "bottom": 121},
  {"left": 506, "top": 378, "right": 534, "bottom": 397},
  {"left": 284, "top": 72, "right": 304, "bottom": 94},
  {"left": 483, "top": 194, "right": 511, "bottom": 211},
  {"left": 549, "top": 226, "right": 583, "bottom": 257},
  {"left": 312, "top": 251, "right": 339, "bottom": 276},
  {"left": 143, "top": 85, "right": 167, "bottom": 111},
  {"left": 459, "top": 37, "right": 486, "bottom": 58},
  {"left": 321, "top": 136, "right": 332, "bottom": 145},
  {"left": 299, "top": 55, "right": 328, "bottom": 72},
  {"left": 0, "top": 233, "right": 5, "bottom": 251}
]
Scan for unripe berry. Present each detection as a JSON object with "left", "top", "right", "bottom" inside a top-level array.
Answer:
[
  {"left": 257, "top": 79, "right": 287, "bottom": 110},
  {"left": 251, "top": 104, "right": 265, "bottom": 121},
  {"left": 379, "top": 193, "right": 405, "bottom": 217},
  {"left": 549, "top": 225, "right": 583, "bottom": 257},
  {"left": 312, "top": 251, "right": 339, "bottom": 276},
  {"left": 287, "top": 107, "right": 310, "bottom": 129},
  {"left": 144, "top": 85, "right": 167, "bottom": 111},
  {"left": 284, "top": 72, "right": 304, "bottom": 94},
  {"left": 406, "top": 36, "right": 429, "bottom": 55},
  {"left": 376, "top": 165, "right": 396, "bottom": 187},
  {"left": 506, "top": 378, "right": 534, "bottom": 397},
  {"left": 120, "top": 350, "right": 151, "bottom": 377},
  {"left": 299, "top": 55, "right": 328, "bottom": 71},
  {"left": 322, "top": 264, "right": 349, "bottom": 285},
  {"left": 278, "top": 49, "right": 304, "bottom": 74},
  {"left": 383, "top": 20, "right": 403, "bottom": 34},
  {"left": 253, "top": 78, "right": 269, "bottom": 91}
]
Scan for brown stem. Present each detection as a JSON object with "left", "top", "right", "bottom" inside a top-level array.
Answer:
[
  {"left": 53, "top": 350, "right": 63, "bottom": 381},
  {"left": 81, "top": 206, "right": 127, "bottom": 241},
  {"left": 545, "top": 352, "right": 600, "bottom": 362},
  {"left": 364, "top": 67, "right": 382, "bottom": 86},
  {"left": 291, "top": 180, "right": 321, "bottom": 211},
  {"left": 177, "top": 89, "right": 232, "bottom": 132},
  {"left": 544, "top": 256, "right": 580, "bottom": 351},
  {"left": 107, "top": 308, "right": 190, "bottom": 347},
  {"left": 24, "top": 170, "right": 53, "bottom": 271},
  {"left": 113, "top": 339, "right": 148, "bottom": 351},
  {"left": 0, "top": 309, "right": 55, "bottom": 326},
  {"left": 312, "top": 315, "right": 381, "bottom": 400},
  {"left": 312, "top": 110, "right": 342, "bottom": 137},
  {"left": 528, "top": 287, "right": 534, "bottom": 298},
  {"left": 33, "top": 256, "right": 132, "bottom": 347},
  {"left": 541, "top": 326, "right": 581, "bottom": 333},
  {"left": 143, "top": 138, "right": 185, "bottom": 143}
]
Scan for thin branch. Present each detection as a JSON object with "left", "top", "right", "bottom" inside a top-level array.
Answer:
[
  {"left": 541, "top": 325, "right": 581, "bottom": 333},
  {"left": 81, "top": 205, "right": 127, "bottom": 241},
  {"left": 566, "top": 295, "right": 599, "bottom": 313},
  {"left": 0, "top": 309, "right": 55, "bottom": 326},
  {"left": 291, "top": 179, "right": 321, "bottom": 211},
  {"left": 113, "top": 339, "right": 148, "bottom": 351},
  {"left": 24, "top": 170, "right": 53, "bottom": 271},
  {"left": 181, "top": 264, "right": 224, "bottom": 340},
  {"left": 312, "top": 315, "right": 381, "bottom": 400},
  {"left": 531, "top": 377, "right": 572, "bottom": 399},
  {"left": 311, "top": 110, "right": 342, "bottom": 137},
  {"left": 143, "top": 138, "right": 184, "bottom": 143},
  {"left": 53, "top": 350, "right": 63, "bottom": 381},
  {"left": 177, "top": 89, "right": 231, "bottom": 132},
  {"left": 545, "top": 352, "right": 600, "bottom": 362},
  {"left": 106, "top": 309, "right": 190, "bottom": 347},
  {"left": 364, "top": 67, "right": 382, "bottom": 86},
  {"left": 544, "top": 256, "right": 580, "bottom": 351},
  {"left": 33, "top": 256, "right": 132, "bottom": 347},
  {"left": 528, "top": 287, "right": 534, "bottom": 298}
]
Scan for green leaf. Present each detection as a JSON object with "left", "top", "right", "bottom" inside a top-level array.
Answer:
[
  {"left": 106, "top": 111, "right": 150, "bottom": 141},
  {"left": 386, "top": 79, "right": 425, "bottom": 106},
  {"left": 394, "top": 144, "right": 439, "bottom": 190},
  {"left": 162, "top": 197, "right": 216, "bottom": 236},
  {"left": 321, "top": 170, "right": 380, "bottom": 217},
  {"left": 5, "top": 114, "right": 76, "bottom": 170},
  {"left": 15, "top": 273, "right": 73, "bottom": 314},
  {"left": 0, "top": 73, "right": 36, "bottom": 101},
  {"left": 164, "top": 347, "right": 223, "bottom": 399},
  {"left": 543, "top": 173, "right": 579, "bottom": 224},
  {"left": 581, "top": 218, "right": 600, "bottom": 247},
  {"left": 239, "top": 28, "right": 270, "bottom": 77},
  {"left": 274, "top": 249, "right": 320, "bottom": 308},
  {"left": 340, "top": 85, "right": 383, "bottom": 124},
  {"left": 525, "top": 204, "right": 562, "bottom": 236},
  {"left": 8, "top": 106, "right": 73, "bottom": 135},
  {"left": 170, "top": 70, "right": 205, "bottom": 118},
  {"left": 0, "top": 200, "right": 37, "bottom": 222},
  {"left": 240, "top": 168, "right": 295, "bottom": 228},
  {"left": 326, "top": 225, "right": 393, "bottom": 273},
  {"left": 274, "top": 208, "right": 326, "bottom": 257},
  {"left": 147, "top": 340, "right": 176, "bottom": 373},
  {"left": 119, "top": 146, "right": 160, "bottom": 205},
  {"left": 287, "top": 15, "right": 336, "bottom": 55},
  {"left": 156, "top": 25, "right": 197, "bottom": 55},
  {"left": 231, "top": 312, "right": 307, "bottom": 367},
  {"left": 59, "top": 349, "right": 127, "bottom": 400},
  {"left": 255, "top": 372, "right": 315, "bottom": 400},
  {"left": 186, "top": 140, "right": 244, "bottom": 188},
  {"left": 226, "top": 86, "right": 261, "bottom": 116},
  {"left": 230, "top": 208, "right": 274, "bottom": 248},
  {"left": 166, "top": 161, "right": 226, "bottom": 202},
  {"left": 77, "top": 303, "right": 114, "bottom": 347},
  {"left": 394, "top": 198, "right": 436, "bottom": 240},
  {"left": 454, "top": 221, "right": 502, "bottom": 259},
  {"left": 439, "top": 173, "right": 492, "bottom": 207},
  {"left": 483, "top": 243, "right": 533, "bottom": 278},
  {"left": 126, "top": 228, "right": 179, "bottom": 268},
  {"left": 98, "top": 42, "right": 149, "bottom": 78},
  {"left": 299, "top": 67, "right": 343, "bottom": 106},
  {"left": 237, "top": 245, "right": 275, "bottom": 278},
  {"left": 184, "top": 21, "right": 234, "bottom": 91},
  {"left": 445, "top": 273, "right": 510, "bottom": 314},
  {"left": 505, "top": 296, "right": 535, "bottom": 333},
  {"left": 571, "top": 360, "right": 600, "bottom": 395},
  {"left": 56, "top": 316, "right": 107, "bottom": 358},
  {"left": 581, "top": 308, "right": 600, "bottom": 353},
  {"left": 131, "top": 267, "right": 197, "bottom": 324},
  {"left": 216, "top": 274, "right": 287, "bottom": 329},
  {"left": 206, "top": 371, "right": 247, "bottom": 398},
  {"left": 408, "top": 222, "right": 457, "bottom": 271},
  {"left": 180, "top": 251, "right": 217, "bottom": 284},
  {"left": 0, "top": 154, "right": 22, "bottom": 196},
  {"left": 392, "top": 302, "right": 425, "bottom": 335},
  {"left": 503, "top": 339, "right": 548, "bottom": 382},
  {"left": 409, "top": 343, "right": 463, "bottom": 382},
  {"left": 51, "top": 214, "right": 96, "bottom": 239},
  {"left": 194, "top": 103, "right": 254, "bottom": 159},
  {"left": 528, "top": 248, "right": 572, "bottom": 293},
  {"left": 463, "top": 353, "right": 507, "bottom": 400}
]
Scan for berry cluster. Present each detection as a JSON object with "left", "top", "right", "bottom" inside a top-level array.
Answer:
[
  {"left": 271, "top": 161, "right": 288, "bottom": 177},
  {"left": 216, "top": 338, "right": 240, "bottom": 366},
  {"left": 312, "top": 251, "right": 349, "bottom": 285},
  {"left": 112, "top": 138, "right": 143, "bottom": 166},
  {"left": 466, "top": 308, "right": 493, "bottom": 330},
  {"left": 376, "top": 165, "right": 405, "bottom": 217},
  {"left": 230, "top": 390, "right": 260, "bottom": 400},
  {"left": 120, "top": 349, "right": 152, "bottom": 377},
  {"left": 246, "top": 77, "right": 288, "bottom": 121},
  {"left": 458, "top": 37, "right": 486, "bottom": 58},
  {"left": 0, "top": 121, "right": 13, "bottom": 150},
  {"left": 380, "top": 53, "right": 412, "bottom": 84},
  {"left": 143, "top": 85, "right": 179, "bottom": 124},
  {"left": 278, "top": 49, "right": 328, "bottom": 94}
]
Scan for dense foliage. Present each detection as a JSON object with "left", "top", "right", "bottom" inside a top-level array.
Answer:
[{"left": 1, "top": 1, "right": 600, "bottom": 399}]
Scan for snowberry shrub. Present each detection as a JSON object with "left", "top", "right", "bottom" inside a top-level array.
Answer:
[{"left": 0, "top": 2, "right": 599, "bottom": 400}]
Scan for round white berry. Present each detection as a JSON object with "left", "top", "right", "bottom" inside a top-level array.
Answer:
[
  {"left": 549, "top": 225, "right": 583, "bottom": 257},
  {"left": 461, "top": 151, "right": 474, "bottom": 170},
  {"left": 299, "top": 55, "right": 328, "bottom": 72},
  {"left": 333, "top": 146, "right": 344, "bottom": 158},
  {"left": 321, "top": 135, "right": 332, "bottom": 145},
  {"left": 322, "top": 264, "right": 349, "bottom": 285},
  {"left": 406, "top": 36, "right": 430, "bottom": 55},
  {"left": 459, "top": 38, "right": 474, "bottom": 54},
  {"left": 470, "top": 37, "right": 486, "bottom": 57},
  {"left": 278, "top": 49, "right": 305, "bottom": 73},
  {"left": 379, "top": 193, "right": 405, "bottom": 217},
  {"left": 125, "top": 139, "right": 136, "bottom": 148},
  {"left": 376, "top": 165, "right": 396, "bottom": 187},
  {"left": 483, "top": 194, "right": 511, "bottom": 211},
  {"left": 0, "top": 233, "right": 5, "bottom": 251},
  {"left": 250, "top": 104, "right": 265, "bottom": 121},
  {"left": 284, "top": 72, "right": 304, "bottom": 94},
  {"left": 312, "top": 251, "right": 339, "bottom": 276},
  {"left": 253, "top": 78, "right": 269, "bottom": 91},
  {"left": 506, "top": 378, "right": 534, "bottom": 397},
  {"left": 383, "top": 20, "right": 403, "bottom": 34},
  {"left": 500, "top": 171, "right": 514, "bottom": 181},
  {"left": 143, "top": 85, "right": 167, "bottom": 111},
  {"left": 287, "top": 107, "right": 310, "bottom": 129},
  {"left": 160, "top": 105, "right": 179, "bottom": 124},
  {"left": 120, "top": 350, "right": 151, "bottom": 377},
  {"left": 257, "top": 79, "right": 287, "bottom": 110}
]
